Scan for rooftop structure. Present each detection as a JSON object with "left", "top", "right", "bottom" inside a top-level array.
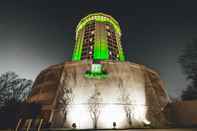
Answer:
[{"left": 72, "top": 13, "right": 125, "bottom": 62}]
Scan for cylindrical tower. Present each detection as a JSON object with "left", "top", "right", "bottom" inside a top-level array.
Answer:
[
  {"left": 72, "top": 13, "right": 125, "bottom": 62},
  {"left": 27, "top": 12, "right": 170, "bottom": 129}
]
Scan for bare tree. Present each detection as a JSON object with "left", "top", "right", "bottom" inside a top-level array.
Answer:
[
  {"left": 57, "top": 80, "right": 74, "bottom": 124},
  {"left": 118, "top": 78, "right": 135, "bottom": 126},
  {"left": 0, "top": 72, "right": 32, "bottom": 107},
  {"left": 62, "top": 87, "right": 73, "bottom": 121},
  {"left": 123, "top": 95, "right": 133, "bottom": 126},
  {"left": 53, "top": 77, "right": 74, "bottom": 127},
  {"left": 88, "top": 87, "right": 102, "bottom": 129}
]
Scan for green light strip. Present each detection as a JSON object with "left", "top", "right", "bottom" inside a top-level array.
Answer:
[
  {"left": 100, "top": 40, "right": 109, "bottom": 60},
  {"left": 84, "top": 72, "right": 108, "bottom": 79},
  {"left": 76, "top": 13, "right": 121, "bottom": 38},
  {"left": 100, "top": 24, "right": 109, "bottom": 60},
  {"left": 93, "top": 40, "right": 100, "bottom": 60},
  {"left": 78, "top": 29, "right": 84, "bottom": 60},
  {"left": 115, "top": 33, "right": 125, "bottom": 61},
  {"left": 72, "top": 28, "right": 85, "bottom": 60}
]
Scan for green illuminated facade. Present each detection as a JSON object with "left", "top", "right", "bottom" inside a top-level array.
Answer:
[{"left": 72, "top": 13, "right": 125, "bottom": 62}]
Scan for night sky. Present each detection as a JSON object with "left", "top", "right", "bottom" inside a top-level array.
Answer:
[{"left": 0, "top": 0, "right": 196, "bottom": 98}]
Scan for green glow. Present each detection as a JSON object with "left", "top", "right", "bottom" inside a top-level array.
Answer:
[
  {"left": 100, "top": 40, "right": 109, "bottom": 60},
  {"left": 91, "top": 64, "right": 102, "bottom": 73},
  {"left": 93, "top": 40, "right": 100, "bottom": 60},
  {"left": 72, "top": 29, "right": 84, "bottom": 60},
  {"left": 84, "top": 64, "right": 108, "bottom": 79},
  {"left": 115, "top": 33, "right": 125, "bottom": 61},
  {"left": 119, "top": 49, "right": 125, "bottom": 61},
  {"left": 84, "top": 71, "right": 108, "bottom": 79},
  {"left": 72, "top": 13, "right": 125, "bottom": 61},
  {"left": 93, "top": 38, "right": 109, "bottom": 61}
]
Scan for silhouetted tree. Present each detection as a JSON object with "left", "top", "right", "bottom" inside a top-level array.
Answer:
[
  {"left": 181, "top": 81, "right": 197, "bottom": 100},
  {"left": 179, "top": 39, "right": 197, "bottom": 100},
  {"left": 19, "top": 102, "right": 42, "bottom": 119},
  {"left": 0, "top": 71, "right": 34, "bottom": 128},
  {"left": 0, "top": 71, "right": 33, "bottom": 107},
  {"left": 0, "top": 98, "right": 21, "bottom": 128},
  {"left": 0, "top": 101, "right": 41, "bottom": 128}
]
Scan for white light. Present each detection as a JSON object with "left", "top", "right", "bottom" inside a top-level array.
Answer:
[
  {"left": 144, "top": 119, "right": 151, "bottom": 125},
  {"left": 67, "top": 104, "right": 92, "bottom": 129},
  {"left": 107, "top": 32, "right": 111, "bottom": 36},
  {"left": 98, "top": 104, "right": 127, "bottom": 128},
  {"left": 106, "top": 25, "right": 110, "bottom": 29},
  {"left": 63, "top": 69, "right": 151, "bottom": 128}
]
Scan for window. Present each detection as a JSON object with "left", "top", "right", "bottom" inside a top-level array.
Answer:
[
  {"left": 81, "top": 21, "right": 95, "bottom": 60},
  {"left": 106, "top": 23, "right": 119, "bottom": 61}
]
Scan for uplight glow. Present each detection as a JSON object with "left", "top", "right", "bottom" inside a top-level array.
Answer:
[
  {"left": 65, "top": 81, "right": 150, "bottom": 128},
  {"left": 67, "top": 104, "right": 93, "bottom": 129}
]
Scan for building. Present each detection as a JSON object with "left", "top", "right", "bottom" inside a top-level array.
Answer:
[
  {"left": 72, "top": 13, "right": 125, "bottom": 61},
  {"left": 27, "top": 13, "right": 170, "bottom": 129}
]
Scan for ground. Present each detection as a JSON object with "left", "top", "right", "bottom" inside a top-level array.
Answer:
[
  {"left": 1, "top": 128, "right": 197, "bottom": 131},
  {"left": 39, "top": 128, "right": 197, "bottom": 131}
]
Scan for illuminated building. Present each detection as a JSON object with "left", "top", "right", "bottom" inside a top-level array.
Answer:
[
  {"left": 27, "top": 13, "right": 170, "bottom": 129},
  {"left": 72, "top": 13, "right": 125, "bottom": 61}
]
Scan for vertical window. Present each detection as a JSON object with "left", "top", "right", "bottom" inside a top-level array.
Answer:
[
  {"left": 82, "top": 21, "right": 95, "bottom": 60},
  {"left": 106, "top": 23, "right": 119, "bottom": 61}
]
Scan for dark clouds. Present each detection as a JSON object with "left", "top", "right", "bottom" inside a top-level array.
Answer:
[{"left": 0, "top": 0, "right": 197, "bottom": 98}]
